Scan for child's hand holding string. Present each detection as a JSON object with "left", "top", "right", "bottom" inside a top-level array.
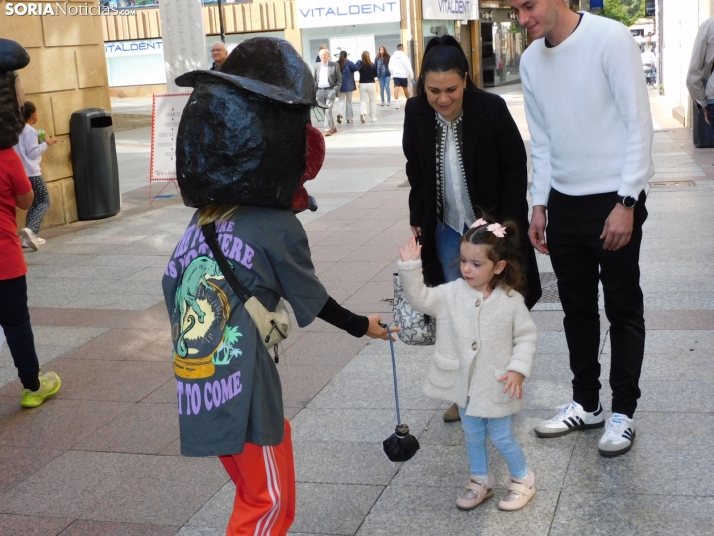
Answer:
[
  {"left": 498, "top": 371, "right": 525, "bottom": 399},
  {"left": 399, "top": 235, "right": 421, "bottom": 262}
]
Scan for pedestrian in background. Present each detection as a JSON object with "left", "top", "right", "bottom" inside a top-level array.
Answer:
[
  {"left": 355, "top": 51, "right": 378, "bottom": 123},
  {"left": 315, "top": 43, "right": 328, "bottom": 63},
  {"left": 397, "top": 218, "right": 538, "bottom": 512},
  {"left": 511, "top": 0, "right": 653, "bottom": 457},
  {"left": 210, "top": 41, "right": 228, "bottom": 71},
  {"left": 313, "top": 47, "right": 341, "bottom": 136},
  {"left": 336, "top": 51, "right": 358, "bottom": 124},
  {"left": 0, "top": 42, "right": 61, "bottom": 409},
  {"left": 687, "top": 17, "right": 714, "bottom": 134},
  {"left": 404, "top": 36, "right": 541, "bottom": 424},
  {"left": 14, "top": 101, "right": 57, "bottom": 251},
  {"left": 376, "top": 45, "right": 392, "bottom": 106},
  {"left": 390, "top": 43, "right": 415, "bottom": 109}
]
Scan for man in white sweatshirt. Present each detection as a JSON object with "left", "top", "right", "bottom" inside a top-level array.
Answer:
[
  {"left": 389, "top": 44, "right": 414, "bottom": 108},
  {"left": 510, "top": 0, "right": 653, "bottom": 457}
]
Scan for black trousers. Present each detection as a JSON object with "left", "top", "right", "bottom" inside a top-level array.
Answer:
[
  {"left": 0, "top": 276, "right": 40, "bottom": 391},
  {"left": 547, "top": 189, "right": 647, "bottom": 418}
]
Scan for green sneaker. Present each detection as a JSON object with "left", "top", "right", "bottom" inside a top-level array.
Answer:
[{"left": 21, "top": 371, "right": 61, "bottom": 408}]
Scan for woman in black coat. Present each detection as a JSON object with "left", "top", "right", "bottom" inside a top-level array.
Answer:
[
  {"left": 403, "top": 36, "right": 541, "bottom": 310},
  {"left": 404, "top": 36, "right": 541, "bottom": 424}
]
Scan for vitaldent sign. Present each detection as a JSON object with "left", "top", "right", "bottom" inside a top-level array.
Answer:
[
  {"left": 422, "top": 0, "right": 478, "bottom": 20},
  {"left": 296, "top": 0, "right": 401, "bottom": 28}
]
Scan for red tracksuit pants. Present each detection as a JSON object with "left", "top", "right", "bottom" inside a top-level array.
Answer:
[{"left": 219, "top": 419, "right": 295, "bottom": 536}]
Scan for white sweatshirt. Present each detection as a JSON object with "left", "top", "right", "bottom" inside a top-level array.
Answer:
[
  {"left": 389, "top": 50, "right": 413, "bottom": 79},
  {"left": 521, "top": 12, "right": 654, "bottom": 206},
  {"left": 14, "top": 123, "right": 47, "bottom": 177}
]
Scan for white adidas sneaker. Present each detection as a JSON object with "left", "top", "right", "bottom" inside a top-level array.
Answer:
[
  {"left": 598, "top": 413, "right": 635, "bottom": 457},
  {"left": 534, "top": 401, "right": 605, "bottom": 438}
]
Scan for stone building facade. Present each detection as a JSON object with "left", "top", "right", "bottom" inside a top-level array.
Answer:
[{"left": 4, "top": 6, "right": 111, "bottom": 229}]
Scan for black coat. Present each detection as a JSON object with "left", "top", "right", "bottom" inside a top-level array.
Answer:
[{"left": 403, "top": 89, "right": 542, "bottom": 309}]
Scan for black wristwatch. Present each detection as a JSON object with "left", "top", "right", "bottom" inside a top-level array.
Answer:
[{"left": 619, "top": 195, "right": 637, "bottom": 209}]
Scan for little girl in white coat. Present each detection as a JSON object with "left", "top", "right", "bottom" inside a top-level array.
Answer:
[{"left": 398, "top": 217, "right": 538, "bottom": 512}]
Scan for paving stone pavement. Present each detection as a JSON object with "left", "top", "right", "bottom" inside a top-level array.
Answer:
[{"left": 0, "top": 88, "right": 712, "bottom": 535}]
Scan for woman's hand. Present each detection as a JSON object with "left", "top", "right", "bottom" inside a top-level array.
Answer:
[
  {"left": 399, "top": 235, "right": 421, "bottom": 262},
  {"left": 410, "top": 225, "right": 421, "bottom": 239},
  {"left": 366, "top": 315, "right": 399, "bottom": 340},
  {"left": 498, "top": 371, "right": 525, "bottom": 399}
]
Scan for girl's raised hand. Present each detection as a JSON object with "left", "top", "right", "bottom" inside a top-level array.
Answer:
[
  {"left": 498, "top": 371, "right": 525, "bottom": 399},
  {"left": 399, "top": 235, "right": 421, "bottom": 262}
]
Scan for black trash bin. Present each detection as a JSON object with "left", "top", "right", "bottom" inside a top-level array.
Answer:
[
  {"left": 693, "top": 103, "right": 714, "bottom": 148},
  {"left": 70, "top": 108, "right": 120, "bottom": 220}
]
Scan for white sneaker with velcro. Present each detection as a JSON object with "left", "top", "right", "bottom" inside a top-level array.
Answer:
[{"left": 534, "top": 401, "right": 605, "bottom": 438}]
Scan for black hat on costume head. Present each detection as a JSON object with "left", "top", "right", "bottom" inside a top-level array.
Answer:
[
  {"left": 0, "top": 39, "right": 31, "bottom": 150},
  {"left": 175, "top": 37, "right": 323, "bottom": 209}
]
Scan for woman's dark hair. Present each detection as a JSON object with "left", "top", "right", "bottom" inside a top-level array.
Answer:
[
  {"left": 22, "top": 100, "right": 36, "bottom": 123},
  {"left": 377, "top": 46, "right": 390, "bottom": 65},
  {"left": 417, "top": 35, "right": 477, "bottom": 97},
  {"left": 338, "top": 50, "right": 348, "bottom": 71},
  {"left": 461, "top": 212, "right": 527, "bottom": 296},
  {"left": 361, "top": 50, "right": 373, "bottom": 67}
]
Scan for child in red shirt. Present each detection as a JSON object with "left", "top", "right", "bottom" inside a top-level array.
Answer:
[{"left": 0, "top": 41, "right": 61, "bottom": 407}]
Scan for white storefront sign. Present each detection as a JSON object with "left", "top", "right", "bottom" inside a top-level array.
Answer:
[
  {"left": 159, "top": 0, "right": 206, "bottom": 92},
  {"left": 296, "top": 0, "right": 401, "bottom": 28},
  {"left": 105, "top": 39, "right": 166, "bottom": 87},
  {"left": 422, "top": 0, "right": 478, "bottom": 20}
]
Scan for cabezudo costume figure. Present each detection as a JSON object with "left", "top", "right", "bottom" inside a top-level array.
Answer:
[{"left": 162, "top": 37, "right": 392, "bottom": 535}]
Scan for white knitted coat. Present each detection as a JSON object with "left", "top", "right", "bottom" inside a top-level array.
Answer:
[{"left": 398, "top": 259, "right": 538, "bottom": 418}]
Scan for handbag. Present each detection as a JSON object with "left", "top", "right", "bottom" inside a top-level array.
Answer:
[
  {"left": 392, "top": 272, "right": 436, "bottom": 346},
  {"left": 202, "top": 222, "right": 291, "bottom": 357}
]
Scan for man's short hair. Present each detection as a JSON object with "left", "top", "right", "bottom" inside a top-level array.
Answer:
[
  {"left": 397, "top": 44, "right": 404, "bottom": 49},
  {"left": 212, "top": 41, "right": 227, "bottom": 51}
]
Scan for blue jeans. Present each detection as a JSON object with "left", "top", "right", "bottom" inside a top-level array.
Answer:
[
  {"left": 458, "top": 408, "right": 529, "bottom": 479},
  {"left": 434, "top": 223, "right": 464, "bottom": 283},
  {"left": 378, "top": 75, "right": 391, "bottom": 103}
]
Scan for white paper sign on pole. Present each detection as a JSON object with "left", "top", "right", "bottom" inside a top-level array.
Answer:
[
  {"left": 150, "top": 93, "right": 191, "bottom": 184},
  {"left": 158, "top": 0, "right": 206, "bottom": 93}
]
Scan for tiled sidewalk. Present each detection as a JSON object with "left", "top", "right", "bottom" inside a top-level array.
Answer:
[{"left": 1, "top": 90, "right": 714, "bottom": 535}]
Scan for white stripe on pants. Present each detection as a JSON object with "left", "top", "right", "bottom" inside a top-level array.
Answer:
[
  {"left": 359, "top": 83, "right": 377, "bottom": 121},
  {"left": 337, "top": 91, "right": 354, "bottom": 121}
]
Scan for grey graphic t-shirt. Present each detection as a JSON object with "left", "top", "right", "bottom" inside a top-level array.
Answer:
[{"left": 162, "top": 206, "right": 328, "bottom": 456}]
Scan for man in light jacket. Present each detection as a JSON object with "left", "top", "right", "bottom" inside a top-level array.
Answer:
[
  {"left": 313, "top": 48, "right": 341, "bottom": 136},
  {"left": 687, "top": 17, "right": 714, "bottom": 133},
  {"left": 389, "top": 44, "right": 414, "bottom": 109}
]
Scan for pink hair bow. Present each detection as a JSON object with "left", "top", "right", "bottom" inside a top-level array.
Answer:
[
  {"left": 487, "top": 223, "right": 507, "bottom": 238},
  {"left": 470, "top": 218, "right": 488, "bottom": 229}
]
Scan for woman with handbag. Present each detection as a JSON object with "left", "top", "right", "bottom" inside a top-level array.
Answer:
[
  {"left": 403, "top": 35, "right": 541, "bottom": 423},
  {"left": 336, "top": 51, "right": 358, "bottom": 124},
  {"left": 163, "top": 38, "right": 395, "bottom": 536}
]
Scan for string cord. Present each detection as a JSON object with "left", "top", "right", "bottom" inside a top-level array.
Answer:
[{"left": 386, "top": 325, "right": 401, "bottom": 425}]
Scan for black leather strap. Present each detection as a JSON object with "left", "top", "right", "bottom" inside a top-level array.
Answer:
[{"left": 201, "top": 222, "right": 252, "bottom": 303}]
